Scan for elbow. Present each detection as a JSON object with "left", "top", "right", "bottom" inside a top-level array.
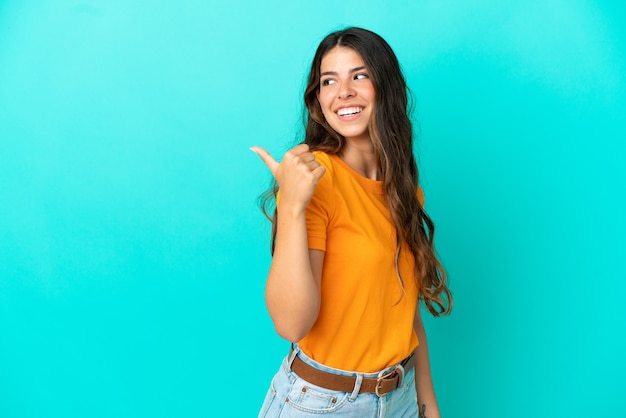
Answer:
[
  {"left": 266, "top": 295, "right": 320, "bottom": 343},
  {"left": 271, "top": 310, "right": 317, "bottom": 342},
  {"left": 277, "top": 330, "right": 305, "bottom": 344},
  {"left": 273, "top": 321, "right": 310, "bottom": 343}
]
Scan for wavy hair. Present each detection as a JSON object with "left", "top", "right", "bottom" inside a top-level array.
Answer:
[{"left": 261, "top": 27, "right": 451, "bottom": 316}]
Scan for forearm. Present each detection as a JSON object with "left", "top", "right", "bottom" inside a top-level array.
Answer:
[
  {"left": 413, "top": 311, "right": 441, "bottom": 418},
  {"left": 265, "top": 203, "right": 320, "bottom": 342}
]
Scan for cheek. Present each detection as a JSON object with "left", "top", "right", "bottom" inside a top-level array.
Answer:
[{"left": 318, "top": 97, "right": 333, "bottom": 117}]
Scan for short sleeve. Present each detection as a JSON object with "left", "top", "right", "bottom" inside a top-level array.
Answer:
[{"left": 274, "top": 152, "right": 333, "bottom": 251}]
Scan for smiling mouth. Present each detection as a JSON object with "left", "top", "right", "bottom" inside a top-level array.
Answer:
[{"left": 337, "top": 107, "right": 363, "bottom": 116}]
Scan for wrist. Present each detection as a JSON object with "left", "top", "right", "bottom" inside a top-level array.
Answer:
[{"left": 276, "top": 201, "right": 307, "bottom": 219}]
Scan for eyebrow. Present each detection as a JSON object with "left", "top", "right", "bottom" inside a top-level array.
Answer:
[{"left": 320, "top": 66, "right": 367, "bottom": 77}]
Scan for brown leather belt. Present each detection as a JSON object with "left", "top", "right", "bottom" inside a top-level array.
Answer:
[{"left": 290, "top": 351, "right": 416, "bottom": 397}]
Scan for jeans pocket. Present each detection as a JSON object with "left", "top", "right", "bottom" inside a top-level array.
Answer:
[{"left": 283, "top": 377, "right": 349, "bottom": 415}]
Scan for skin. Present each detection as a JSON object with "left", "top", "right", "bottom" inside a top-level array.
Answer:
[
  {"left": 250, "top": 143, "right": 325, "bottom": 342},
  {"left": 252, "top": 46, "right": 440, "bottom": 417},
  {"left": 317, "top": 46, "right": 379, "bottom": 179}
]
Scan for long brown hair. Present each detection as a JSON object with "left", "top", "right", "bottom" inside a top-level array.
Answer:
[{"left": 262, "top": 27, "right": 452, "bottom": 316}]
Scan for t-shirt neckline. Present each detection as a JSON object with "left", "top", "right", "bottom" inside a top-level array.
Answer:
[{"left": 328, "top": 154, "right": 383, "bottom": 195}]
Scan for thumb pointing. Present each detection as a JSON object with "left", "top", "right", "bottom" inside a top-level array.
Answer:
[{"left": 250, "top": 146, "right": 279, "bottom": 176}]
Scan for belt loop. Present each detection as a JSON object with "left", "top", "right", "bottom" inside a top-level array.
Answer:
[
  {"left": 349, "top": 374, "right": 363, "bottom": 402},
  {"left": 287, "top": 344, "right": 299, "bottom": 369},
  {"left": 396, "top": 364, "right": 405, "bottom": 388}
]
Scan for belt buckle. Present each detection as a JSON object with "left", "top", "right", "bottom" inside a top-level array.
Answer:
[{"left": 374, "top": 365, "right": 404, "bottom": 397}]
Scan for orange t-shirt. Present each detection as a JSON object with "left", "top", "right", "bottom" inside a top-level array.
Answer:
[{"left": 297, "top": 151, "right": 422, "bottom": 373}]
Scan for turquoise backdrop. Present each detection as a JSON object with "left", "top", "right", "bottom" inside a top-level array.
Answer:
[{"left": 1, "top": 1, "right": 624, "bottom": 417}]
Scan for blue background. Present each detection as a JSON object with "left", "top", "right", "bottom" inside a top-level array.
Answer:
[{"left": 1, "top": 1, "right": 624, "bottom": 417}]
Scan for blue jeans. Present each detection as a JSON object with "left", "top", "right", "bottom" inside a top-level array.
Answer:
[{"left": 258, "top": 345, "right": 418, "bottom": 417}]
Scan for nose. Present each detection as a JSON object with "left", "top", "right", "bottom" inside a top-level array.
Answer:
[{"left": 338, "top": 81, "right": 355, "bottom": 99}]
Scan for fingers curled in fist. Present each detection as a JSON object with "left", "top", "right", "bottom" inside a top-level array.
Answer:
[{"left": 251, "top": 143, "right": 326, "bottom": 209}]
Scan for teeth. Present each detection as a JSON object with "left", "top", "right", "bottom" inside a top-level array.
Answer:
[{"left": 337, "top": 107, "right": 363, "bottom": 116}]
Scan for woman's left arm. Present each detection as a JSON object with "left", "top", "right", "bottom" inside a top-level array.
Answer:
[{"left": 413, "top": 305, "right": 441, "bottom": 418}]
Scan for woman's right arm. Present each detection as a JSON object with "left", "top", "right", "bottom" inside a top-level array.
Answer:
[{"left": 251, "top": 144, "right": 326, "bottom": 342}]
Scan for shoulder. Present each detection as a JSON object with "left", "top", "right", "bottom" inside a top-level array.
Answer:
[
  {"left": 312, "top": 151, "right": 334, "bottom": 171},
  {"left": 309, "top": 151, "right": 336, "bottom": 204},
  {"left": 312, "top": 151, "right": 338, "bottom": 185}
]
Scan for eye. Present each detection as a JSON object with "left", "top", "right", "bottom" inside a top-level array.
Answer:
[
  {"left": 355, "top": 73, "right": 369, "bottom": 80},
  {"left": 321, "top": 78, "right": 336, "bottom": 86}
]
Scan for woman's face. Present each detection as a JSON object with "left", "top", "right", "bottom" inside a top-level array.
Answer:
[{"left": 317, "top": 46, "right": 376, "bottom": 143}]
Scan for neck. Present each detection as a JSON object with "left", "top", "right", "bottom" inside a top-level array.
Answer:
[{"left": 341, "top": 138, "right": 380, "bottom": 180}]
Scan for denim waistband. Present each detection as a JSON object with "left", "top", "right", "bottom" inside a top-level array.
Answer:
[{"left": 284, "top": 343, "right": 412, "bottom": 380}]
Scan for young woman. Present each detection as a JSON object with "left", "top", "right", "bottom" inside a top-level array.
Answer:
[{"left": 251, "top": 27, "right": 452, "bottom": 418}]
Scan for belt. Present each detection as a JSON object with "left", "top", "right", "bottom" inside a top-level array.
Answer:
[{"left": 290, "top": 351, "right": 416, "bottom": 397}]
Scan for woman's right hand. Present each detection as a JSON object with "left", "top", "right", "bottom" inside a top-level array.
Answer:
[
  {"left": 251, "top": 144, "right": 326, "bottom": 213},
  {"left": 251, "top": 144, "right": 326, "bottom": 342}
]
